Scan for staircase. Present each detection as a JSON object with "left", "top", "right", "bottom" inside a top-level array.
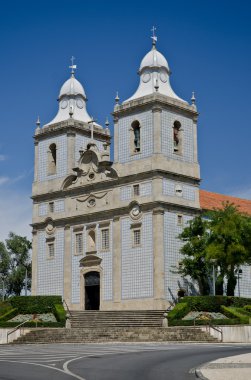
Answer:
[
  {"left": 11, "top": 309, "right": 218, "bottom": 344},
  {"left": 70, "top": 310, "right": 164, "bottom": 328}
]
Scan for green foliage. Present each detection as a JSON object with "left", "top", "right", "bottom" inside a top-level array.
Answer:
[
  {"left": 206, "top": 203, "right": 251, "bottom": 296},
  {"left": 10, "top": 296, "right": 62, "bottom": 314},
  {"left": 0, "top": 301, "right": 12, "bottom": 316},
  {"left": 0, "top": 308, "right": 18, "bottom": 321},
  {"left": 178, "top": 204, "right": 251, "bottom": 296},
  {"left": 0, "top": 233, "right": 32, "bottom": 297},
  {"left": 221, "top": 306, "right": 249, "bottom": 324},
  {"left": 178, "top": 216, "right": 211, "bottom": 295},
  {"left": 168, "top": 318, "right": 240, "bottom": 326},
  {"left": 244, "top": 305, "right": 251, "bottom": 313},
  {"left": 168, "top": 302, "right": 190, "bottom": 321},
  {"left": 53, "top": 303, "right": 66, "bottom": 325},
  {"left": 180, "top": 296, "right": 251, "bottom": 312}
]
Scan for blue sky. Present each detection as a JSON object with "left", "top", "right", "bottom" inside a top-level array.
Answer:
[{"left": 0, "top": 0, "right": 251, "bottom": 241}]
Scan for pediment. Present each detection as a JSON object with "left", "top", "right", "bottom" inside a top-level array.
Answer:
[
  {"left": 62, "top": 143, "right": 117, "bottom": 190},
  {"left": 79, "top": 254, "right": 102, "bottom": 268}
]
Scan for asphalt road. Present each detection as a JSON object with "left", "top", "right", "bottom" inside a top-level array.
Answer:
[{"left": 0, "top": 343, "right": 250, "bottom": 380}]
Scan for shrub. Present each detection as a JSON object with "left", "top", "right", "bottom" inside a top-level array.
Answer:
[
  {"left": 53, "top": 304, "right": 66, "bottom": 326},
  {"left": 221, "top": 306, "right": 249, "bottom": 324},
  {"left": 244, "top": 305, "right": 251, "bottom": 313},
  {"left": 0, "top": 308, "right": 18, "bottom": 321},
  {"left": 10, "top": 296, "right": 62, "bottom": 314},
  {"left": 0, "top": 301, "right": 12, "bottom": 316},
  {"left": 168, "top": 318, "right": 240, "bottom": 326},
  {"left": 179, "top": 296, "right": 251, "bottom": 312},
  {"left": 168, "top": 302, "right": 190, "bottom": 321}
]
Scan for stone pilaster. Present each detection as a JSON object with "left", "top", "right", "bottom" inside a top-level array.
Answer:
[
  {"left": 34, "top": 141, "right": 39, "bottom": 182},
  {"left": 113, "top": 216, "right": 121, "bottom": 303},
  {"left": 31, "top": 229, "right": 38, "bottom": 295},
  {"left": 193, "top": 116, "right": 198, "bottom": 163},
  {"left": 113, "top": 116, "right": 119, "bottom": 162},
  {"left": 153, "top": 207, "right": 165, "bottom": 301},
  {"left": 152, "top": 106, "right": 162, "bottom": 154},
  {"left": 63, "top": 225, "right": 72, "bottom": 305},
  {"left": 67, "top": 130, "right": 76, "bottom": 173}
]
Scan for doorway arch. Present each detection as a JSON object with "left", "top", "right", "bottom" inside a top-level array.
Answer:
[{"left": 84, "top": 271, "right": 100, "bottom": 310}]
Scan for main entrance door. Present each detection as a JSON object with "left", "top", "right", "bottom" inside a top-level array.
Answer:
[{"left": 84, "top": 271, "right": 100, "bottom": 310}]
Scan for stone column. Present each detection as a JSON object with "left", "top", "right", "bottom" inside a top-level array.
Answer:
[
  {"left": 34, "top": 141, "right": 39, "bottom": 182},
  {"left": 31, "top": 230, "right": 38, "bottom": 295},
  {"left": 153, "top": 207, "right": 165, "bottom": 302},
  {"left": 152, "top": 106, "right": 162, "bottom": 154},
  {"left": 113, "top": 216, "right": 121, "bottom": 306},
  {"left": 63, "top": 225, "right": 72, "bottom": 305},
  {"left": 67, "top": 130, "right": 76, "bottom": 173}
]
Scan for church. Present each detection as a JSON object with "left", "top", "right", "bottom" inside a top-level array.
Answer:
[{"left": 31, "top": 35, "right": 251, "bottom": 310}]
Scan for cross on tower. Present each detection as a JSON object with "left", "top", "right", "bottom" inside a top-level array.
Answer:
[
  {"left": 151, "top": 26, "right": 157, "bottom": 46},
  {"left": 69, "top": 56, "right": 77, "bottom": 75},
  {"left": 88, "top": 117, "right": 97, "bottom": 140}
]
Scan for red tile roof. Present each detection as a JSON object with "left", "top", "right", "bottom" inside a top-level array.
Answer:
[{"left": 200, "top": 189, "right": 251, "bottom": 216}]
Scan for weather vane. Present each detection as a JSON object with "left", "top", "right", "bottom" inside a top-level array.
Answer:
[
  {"left": 69, "top": 56, "right": 77, "bottom": 75},
  {"left": 151, "top": 26, "right": 157, "bottom": 46}
]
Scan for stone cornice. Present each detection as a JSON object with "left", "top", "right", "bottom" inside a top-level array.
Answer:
[
  {"left": 112, "top": 93, "right": 198, "bottom": 119},
  {"left": 34, "top": 120, "right": 111, "bottom": 142},
  {"left": 32, "top": 168, "right": 200, "bottom": 202},
  {"left": 31, "top": 201, "right": 201, "bottom": 230}
]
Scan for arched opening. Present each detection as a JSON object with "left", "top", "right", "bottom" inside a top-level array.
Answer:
[
  {"left": 84, "top": 271, "right": 100, "bottom": 310},
  {"left": 173, "top": 121, "right": 181, "bottom": 153},
  {"left": 47, "top": 143, "right": 57, "bottom": 175},
  {"left": 132, "top": 120, "right": 141, "bottom": 153}
]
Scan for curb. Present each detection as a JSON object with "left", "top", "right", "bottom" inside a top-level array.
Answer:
[{"left": 195, "top": 368, "right": 209, "bottom": 380}]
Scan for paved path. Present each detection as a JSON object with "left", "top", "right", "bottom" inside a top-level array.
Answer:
[
  {"left": 197, "top": 352, "right": 251, "bottom": 380},
  {"left": 0, "top": 343, "right": 250, "bottom": 379}
]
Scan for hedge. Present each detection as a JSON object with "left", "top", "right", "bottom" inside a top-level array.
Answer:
[
  {"left": 221, "top": 306, "right": 249, "bottom": 324},
  {"left": 0, "top": 308, "right": 18, "bottom": 321},
  {"left": 179, "top": 296, "right": 251, "bottom": 312},
  {"left": 10, "top": 296, "right": 62, "bottom": 314},
  {"left": 168, "top": 302, "right": 190, "bottom": 321},
  {"left": 0, "top": 301, "right": 12, "bottom": 316},
  {"left": 168, "top": 318, "right": 241, "bottom": 326},
  {"left": 53, "top": 304, "right": 66, "bottom": 326}
]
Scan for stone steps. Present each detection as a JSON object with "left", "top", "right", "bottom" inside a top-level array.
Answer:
[
  {"left": 69, "top": 310, "right": 164, "bottom": 328},
  {"left": 13, "top": 327, "right": 219, "bottom": 344}
]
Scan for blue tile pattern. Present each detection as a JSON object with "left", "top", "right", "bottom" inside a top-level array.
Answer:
[
  {"left": 161, "top": 110, "right": 194, "bottom": 163},
  {"left": 37, "top": 229, "right": 64, "bottom": 295},
  {"left": 163, "top": 179, "right": 196, "bottom": 201},
  {"left": 38, "top": 135, "right": 67, "bottom": 182},
  {"left": 121, "top": 213, "right": 153, "bottom": 299},
  {"left": 117, "top": 111, "right": 153, "bottom": 163}
]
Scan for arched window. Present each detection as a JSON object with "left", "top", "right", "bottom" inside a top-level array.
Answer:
[
  {"left": 131, "top": 120, "right": 141, "bottom": 153},
  {"left": 173, "top": 121, "right": 181, "bottom": 153},
  {"left": 47, "top": 143, "right": 57, "bottom": 175}
]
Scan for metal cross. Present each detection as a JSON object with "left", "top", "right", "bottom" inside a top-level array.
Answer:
[
  {"left": 69, "top": 56, "right": 77, "bottom": 75},
  {"left": 151, "top": 26, "right": 157, "bottom": 45}
]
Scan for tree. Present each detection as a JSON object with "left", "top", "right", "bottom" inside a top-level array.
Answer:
[
  {"left": 0, "top": 233, "right": 32, "bottom": 298},
  {"left": 178, "top": 216, "right": 211, "bottom": 295},
  {"left": 178, "top": 203, "right": 251, "bottom": 296},
  {"left": 206, "top": 203, "right": 251, "bottom": 296}
]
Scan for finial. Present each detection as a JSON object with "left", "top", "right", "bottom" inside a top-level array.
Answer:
[
  {"left": 115, "top": 91, "right": 120, "bottom": 104},
  {"left": 151, "top": 26, "right": 157, "bottom": 47},
  {"left": 105, "top": 117, "right": 109, "bottom": 129},
  {"left": 36, "top": 116, "right": 40, "bottom": 128},
  {"left": 69, "top": 56, "right": 77, "bottom": 76},
  {"left": 154, "top": 78, "right": 159, "bottom": 92},
  {"left": 191, "top": 91, "right": 196, "bottom": 105}
]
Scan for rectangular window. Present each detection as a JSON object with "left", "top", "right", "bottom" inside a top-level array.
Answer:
[
  {"left": 49, "top": 202, "right": 54, "bottom": 213},
  {"left": 133, "top": 229, "right": 141, "bottom": 246},
  {"left": 48, "top": 243, "right": 55, "bottom": 258},
  {"left": 133, "top": 184, "right": 140, "bottom": 196},
  {"left": 101, "top": 228, "right": 109, "bottom": 250},
  {"left": 177, "top": 214, "right": 183, "bottom": 226},
  {"left": 75, "top": 233, "right": 83, "bottom": 255}
]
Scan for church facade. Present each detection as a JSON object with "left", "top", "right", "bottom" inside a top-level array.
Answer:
[{"left": 31, "top": 38, "right": 250, "bottom": 310}]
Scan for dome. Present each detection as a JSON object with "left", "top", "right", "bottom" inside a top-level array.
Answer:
[
  {"left": 139, "top": 46, "right": 169, "bottom": 73},
  {"left": 59, "top": 75, "right": 86, "bottom": 99}
]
